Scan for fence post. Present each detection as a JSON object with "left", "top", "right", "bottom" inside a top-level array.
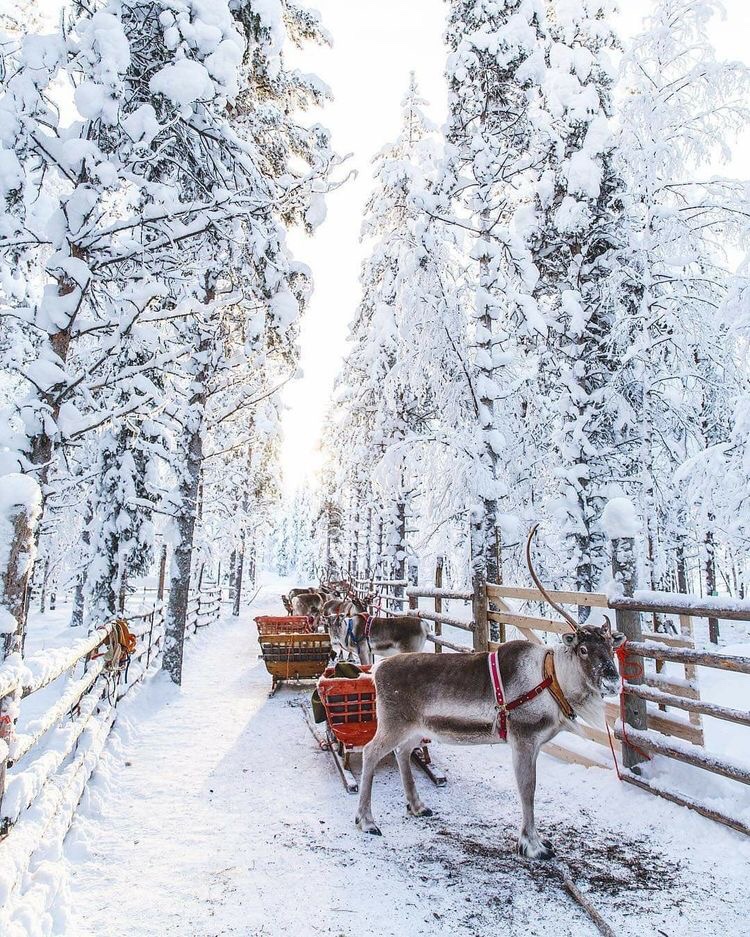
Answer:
[
  {"left": 407, "top": 558, "right": 418, "bottom": 612},
  {"left": 472, "top": 573, "right": 489, "bottom": 653},
  {"left": 611, "top": 535, "right": 648, "bottom": 771},
  {"left": 434, "top": 556, "right": 443, "bottom": 654}
]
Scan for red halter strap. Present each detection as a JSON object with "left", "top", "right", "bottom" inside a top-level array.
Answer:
[{"left": 488, "top": 651, "right": 554, "bottom": 740}]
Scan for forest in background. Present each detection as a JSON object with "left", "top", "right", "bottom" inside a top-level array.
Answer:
[
  {"left": 279, "top": 0, "right": 750, "bottom": 622},
  {"left": 0, "top": 0, "right": 748, "bottom": 674}
]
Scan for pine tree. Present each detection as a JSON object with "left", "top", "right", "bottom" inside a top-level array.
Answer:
[
  {"left": 442, "top": 0, "right": 547, "bottom": 586},
  {"left": 326, "top": 76, "right": 441, "bottom": 584},
  {"left": 525, "top": 0, "right": 634, "bottom": 600},
  {"left": 618, "top": 0, "right": 750, "bottom": 596}
]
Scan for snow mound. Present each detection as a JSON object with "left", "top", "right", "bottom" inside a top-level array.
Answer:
[
  {"left": 601, "top": 497, "right": 639, "bottom": 539},
  {"left": 149, "top": 59, "right": 215, "bottom": 106}
]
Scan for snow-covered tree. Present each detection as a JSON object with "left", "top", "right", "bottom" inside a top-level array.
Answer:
[
  {"left": 0, "top": 0, "right": 335, "bottom": 675},
  {"left": 85, "top": 328, "right": 164, "bottom": 623},
  {"left": 618, "top": 0, "right": 750, "bottom": 601},
  {"left": 440, "top": 0, "right": 547, "bottom": 586},
  {"left": 517, "top": 0, "right": 637, "bottom": 600},
  {"left": 327, "top": 76, "right": 442, "bottom": 583}
]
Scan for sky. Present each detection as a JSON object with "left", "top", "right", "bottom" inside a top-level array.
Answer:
[{"left": 280, "top": 0, "right": 750, "bottom": 493}]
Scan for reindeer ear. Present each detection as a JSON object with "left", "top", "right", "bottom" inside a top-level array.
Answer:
[
  {"left": 562, "top": 633, "right": 578, "bottom": 647},
  {"left": 611, "top": 631, "right": 626, "bottom": 648}
]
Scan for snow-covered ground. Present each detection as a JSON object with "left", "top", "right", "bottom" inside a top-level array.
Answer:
[{"left": 28, "top": 574, "right": 743, "bottom": 937}]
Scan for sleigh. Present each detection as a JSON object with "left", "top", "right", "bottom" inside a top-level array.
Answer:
[
  {"left": 255, "top": 616, "right": 331, "bottom": 695},
  {"left": 310, "top": 666, "right": 447, "bottom": 793}
]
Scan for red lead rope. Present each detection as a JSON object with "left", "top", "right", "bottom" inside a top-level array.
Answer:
[
  {"left": 488, "top": 651, "right": 553, "bottom": 741},
  {"left": 606, "top": 642, "right": 652, "bottom": 778}
]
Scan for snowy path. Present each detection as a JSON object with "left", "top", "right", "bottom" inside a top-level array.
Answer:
[{"left": 64, "top": 579, "right": 750, "bottom": 937}]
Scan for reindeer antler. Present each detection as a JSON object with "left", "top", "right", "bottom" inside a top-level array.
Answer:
[{"left": 526, "top": 524, "right": 579, "bottom": 633}]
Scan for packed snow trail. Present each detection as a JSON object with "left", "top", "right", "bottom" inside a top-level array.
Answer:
[{"left": 64, "top": 577, "right": 750, "bottom": 937}]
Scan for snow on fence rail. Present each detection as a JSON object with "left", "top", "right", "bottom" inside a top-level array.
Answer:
[
  {"left": 353, "top": 574, "right": 411, "bottom": 614},
  {"left": 397, "top": 536, "right": 750, "bottom": 837},
  {"left": 0, "top": 584, "right": 222, "bottom": 905}
]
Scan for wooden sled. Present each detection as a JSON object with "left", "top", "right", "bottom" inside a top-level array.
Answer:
[
  {"left": 255, "top": 616, "right": 331, "bottom": 696},
  {"left": 309, "top": 667, "right": 447, "bottom": 793}
]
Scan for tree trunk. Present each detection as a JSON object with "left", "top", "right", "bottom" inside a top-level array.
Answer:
[
  {"left": 21, "top": 244, "right": 89, "bottom": 614},
  {"left": 704, "top": 523, "right": 719, "bottom": 644},
  {"left": 0, "top": 485, "right": 40, "bottom": 822},
  {"left": 374, "top": 513, "right": 383, "bottom": 580},
  {"left": 472, "top": 208, "right": 500, "bottom": 589},
  {"left": 233, "top": 541, "right": 245, "bottom": 617},
  {"left": 71, "top": 500, "right": 93, "bottom": 627},
  {"left": 348, "top": 492, "right": 359, "bottom": 579},
  {"left": 157, "top": 544, "right": 167, "bottom": 601},
  {"left": 676, "top": 542, "right": 688, "bottom": 594},
  {"left": 228, "top": 548, "right": 237, "bottom": 600},
  {"left": 39, "top": 556, "right": 50, "bottom": 613},
  {"left": 393, "top": 500, "right": 407, "bottom": 609},
  {"left": 248, "top": 538, "right": 256, "bottom": 586},
  {"left": 164, "top": 282, "right": 214, "bottom": 684}
]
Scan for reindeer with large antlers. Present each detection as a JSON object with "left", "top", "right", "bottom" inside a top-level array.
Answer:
[{"left": 354, "top": 526, "right": 624, "bottom": 859}]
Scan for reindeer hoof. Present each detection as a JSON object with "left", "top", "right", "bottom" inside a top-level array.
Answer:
[
  {"left": 356, "top": 816, "right": 382, "bottom": 836},
  {"left": 517, "top": 838, "right": 555, "bottom": 860},
  {"left": 407, "top": 804, "right": 433, "bottom": 818}
]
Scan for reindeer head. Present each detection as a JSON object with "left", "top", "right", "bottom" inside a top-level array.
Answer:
[
  {"left": 350, "top": 592, "right": 372, "bottom": 614},
  {"left": 561, "top": 618, "right": 625, "bottom": 696}
]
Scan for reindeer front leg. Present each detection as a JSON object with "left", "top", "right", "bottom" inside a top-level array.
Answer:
[
  {"left": 510, "top": 735, "right": 553, "bottom": 860},
  {"left": 355, "top": 728, "right": 400, "bottom": 835}
]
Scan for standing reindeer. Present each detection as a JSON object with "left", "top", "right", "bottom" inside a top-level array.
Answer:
[
  {"left": 281, "top": 584, "right": 342, "bottom": 617},
  {"left": 321, "top": 592, "right": 428, "bottom": 664},
  {"left": 354, "top": 527, "right": 625, "bottom": 860}
]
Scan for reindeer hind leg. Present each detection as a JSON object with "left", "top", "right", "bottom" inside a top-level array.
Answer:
[{"left": 394, "top": 736, "right": 432, "bottom": 818}]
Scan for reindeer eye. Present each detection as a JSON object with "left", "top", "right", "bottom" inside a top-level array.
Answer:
[{"left": 578, "top": 645, "right": 589, "bottom": 657}]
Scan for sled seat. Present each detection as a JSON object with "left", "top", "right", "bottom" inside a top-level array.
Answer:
[{"left": 317, "top": 666, "right": 377, "bottom": 748}]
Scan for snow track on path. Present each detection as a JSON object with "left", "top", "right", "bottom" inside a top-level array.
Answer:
[{"left": 64, "top": 580, "right": 750, "bottom": 937}]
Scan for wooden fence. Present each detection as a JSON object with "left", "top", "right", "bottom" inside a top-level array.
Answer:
[
  {"left": 353, "top": 574, "right": 413, "bottom": 615},
  {"left": 393, "top": 537, "right": 750, "bottom": 836},
  {"left": 0, "top": 583, "right": 223, "bottom": 896}
]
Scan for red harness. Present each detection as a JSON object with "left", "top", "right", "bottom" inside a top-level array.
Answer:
[
  {"left": 344, "top": 611, "right": 371, "bottom": 649},
  {"left": 488, "top": 650, "right": 555, "bottom": 741}
]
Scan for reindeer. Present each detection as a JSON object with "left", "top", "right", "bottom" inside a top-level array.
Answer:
[
  {"left": 354, "top": 526, "right": 625, "bottom": 860},
  {"left": 291, "top": 590, "right": 326, "bottom": 622},
  {"left": 282, "top": 582, "right": 345, "bottom": 613},
  {"left": 282, "top": 587, "right": 312, "bottom": 614},
  {"left": 321, "top": 592, "right": 428, "bottom": 664}
]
